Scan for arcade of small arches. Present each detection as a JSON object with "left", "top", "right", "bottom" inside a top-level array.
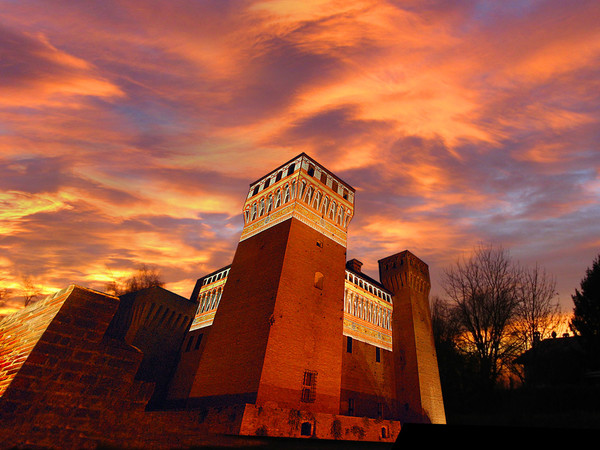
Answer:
[
  {"left": 243, "top": 177, "right": 353, "bottom": 229},
  {"left": 197, "top": 286, "right": 223, "bottom": 314},
  {"left": 344, "top": 288, "right": 392, "bottom": 331},
  {"left": 244, "top": 178, "right": 297, "bottom": 224},
  {"left": 297, "top": 179, "right": 352, "bottom": 229}
]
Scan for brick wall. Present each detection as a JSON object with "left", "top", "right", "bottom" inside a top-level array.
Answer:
[
  {"left": 185, "top": 219, "right": 290, "bottom": 406},
  {"left": 340, "top": 336, "right": 396, "bottom": 418},
  {"left": 238, "top": 403, "right": 401, "bottom": 442},
  {"left": 0, "top": 285, "right": 74, "bottom": 399},
  {"left": 256, "top": 218, "right": 345, "bottom": 414},
  {"left": 106, "top": 286, "right": 197, "bottom": 408},
  {"left": 0, "top": 286, "right": 156, "bottom": 447}
]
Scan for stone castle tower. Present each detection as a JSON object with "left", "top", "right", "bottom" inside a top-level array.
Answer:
[
  {"left": 166, "top": 153, "right": 445, "bottom": 436},
  {"left": 183, "top": 154, "right": 354, "bottom": 414},
  {"left": 379, "top": 251, "right": 446, "bottom": 424}
]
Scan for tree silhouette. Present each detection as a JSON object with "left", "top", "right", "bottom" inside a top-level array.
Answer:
[
  {"left": 21, "top": 275, "right": 42, "bottom": 306},
  {"left": 570, "top": 254, "right": 600, "bottom": 369},
  {"left": 515, "top": 263, "right": 561, "bottom": 350},
  {"left": 105, "top": 264, "right": 165, "bottom": 296},
  {"left": 442, "top": 244, "right": 522, "bottom": 390}
]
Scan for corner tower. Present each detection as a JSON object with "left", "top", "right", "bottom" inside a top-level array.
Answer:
[
  {"left": 378, "top": 251, "right": 446, "bottom": 424},
  {"left": 187, "top": 154, "right": 354, "bottom": 414}
]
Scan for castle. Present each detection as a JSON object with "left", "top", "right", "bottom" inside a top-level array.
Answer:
[{"left": 0, "top": 153, "right": 445, "bottom": 447}]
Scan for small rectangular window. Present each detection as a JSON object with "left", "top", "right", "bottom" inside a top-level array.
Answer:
[
  {"left": 346, "top": 336, "right": 352, "bottom": 353},
  {"left": 376, "top": 346, "right": 381, "bottom": 362},
  {"left": 301, "top": 370, "right": 317, "bottom": 403},
  {"left": 331, "top": 180, "right": 338, "bottom": 193},
  {"left": 378, "top": 402, "right": 383, "bottom": 418},
  {"left": 348, "top": 398, "right": 355, "bottom": 416}
]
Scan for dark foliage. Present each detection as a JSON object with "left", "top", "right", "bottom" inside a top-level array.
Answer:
[{"left": 570, "top": 254, "right": 600, "bottom": 369}]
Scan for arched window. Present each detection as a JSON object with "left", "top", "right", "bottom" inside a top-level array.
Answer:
[
  {"left": 329, "top": 201, "right": 337, "bottom": 220},
  {"left": 287, "top": 163, "right": 295, "bottom": 176},
  {"left": 203, "top": 293, "right": 210, "bottom": 312},
  {"left": 321, "top": 196, "right": 329, "bottom": 216},
  {"left": 244, "top": 209, "right": 250, "bottom": 224},
  {"left": 314, "top": 272, "right": 324, "bottom": 290},
  {"left": 312, "top": 191, "right": 321, "bottom": 210},
  {"left": 337, "top": 206, "right": 344, "bottom": 225},
  {"left": 298, "top": 181, "right": 306, "bottom": 200},
  {"left": 283, "top": 184, "right": 290, "bottom": 203},
  {"left": 258, "top": 198, "right": 265, "bottom": 217},
  {"left": 274, "top": 189, "right": 281, "bottom": 208},
  {"left": 251, "top": 203, "right": 257, "bottom": 221},
  {"left": 291, "top": 180, "right": 296, "bottom": 199},
  {"left": 216, "top": 289, "right": 222, "bottom": 308},
  {"left": 304, "top": 185, "right": 313, "bottom": 204},
  {"left": 266, "top": 195, "right": 273, "bottom": 214}
]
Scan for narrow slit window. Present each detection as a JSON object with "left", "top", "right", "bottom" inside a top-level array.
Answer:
[
  {"left": 185, "top": 335, "right": 194, "bottom": 352},
  {"left": 194, "top": 333, "right": 203, "bottom": 350}
]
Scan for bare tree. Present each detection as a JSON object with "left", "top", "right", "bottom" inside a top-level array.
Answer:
[
  {"left": 514, "top": 263, "right": 561, "bottom": 350},
  {"left": 431, "top": 295, "right": 461, "bottom": 347},
  {"left": 442, "top": 244, "right": 522, "bottom": 389},
  {"left": 105, "top": 264, "right": 164, "bottom": 296},
  {"left": 21, "top": 275, "right": 42, "bottom": 306}
]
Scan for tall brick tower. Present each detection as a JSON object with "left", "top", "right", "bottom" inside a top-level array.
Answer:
[
  {"left": 187, "top": 154, "right": 355, "bottom": 414},
  {"left": 378, "top": 251, "right": 446, "bottom": 424}
]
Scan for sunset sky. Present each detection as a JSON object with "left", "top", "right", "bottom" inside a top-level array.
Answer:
[{"left": 1, "top": 1, "right": 598, "bottom": 316}]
